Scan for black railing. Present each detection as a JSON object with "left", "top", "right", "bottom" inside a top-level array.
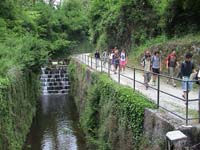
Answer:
[{"left": 77, "top": 54, "right": 200, "bottom": 125}]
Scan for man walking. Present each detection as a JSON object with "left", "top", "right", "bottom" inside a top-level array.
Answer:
[
  {"left": 166, "top": 50, "right": 179, "bottom": 87},
  {"left": 181, "top": 52, "right": 196, "bottom": 99},
  {"left": 95, "top": 50, "right": 100, "bottom": 68},
  {"left": 141, "top": 50, "right": 151, "bottom": 89},
  {"left": 151, "top": 51, "right": 162, "bottom": 86}
]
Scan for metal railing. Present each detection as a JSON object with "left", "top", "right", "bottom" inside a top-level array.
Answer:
[{"left": 78, "top": 54, "right": 200, "bottom": 125}]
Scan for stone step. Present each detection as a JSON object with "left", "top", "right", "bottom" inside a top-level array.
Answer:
[
  {"left": 42, "top": 89, "right": 69, "bottom": 94},
  {"left": 40, "top": 73, "right": 68, "bottom": 78},
  {"left": 41, "top": 82, "right": 70, "bottom": 86},
  {"left": 42, "top": 85, "right": 70, "bottom": 90},
  {"left": 40, "top": 78, "right": 69, "bottom": 82},
  {"left": 42, "top": 70, "right": 67, "bottom": 74}
]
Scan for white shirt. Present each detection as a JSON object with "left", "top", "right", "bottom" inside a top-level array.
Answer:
[{"left": 120, "top": 52, "right": 126, "bottom": 61}]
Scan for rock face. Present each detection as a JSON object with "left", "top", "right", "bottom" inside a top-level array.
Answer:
[{"left": 143, "top": 108, "right": 200, "bottom": 150}]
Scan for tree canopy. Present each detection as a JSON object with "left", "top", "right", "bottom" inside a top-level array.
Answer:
[
  {"left": 0, "top": 0, "right": 200, "bottom": 75},
  {"left": 0, "top": 0, "right": 89, "bottom": 75}
]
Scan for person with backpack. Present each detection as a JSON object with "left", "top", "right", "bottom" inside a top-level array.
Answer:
[
  {"left": 113, "top": 49, "right": 120, "bottom": 74},
  {"left": 151, "top": 50, "right": 162, "bottom": 86},
  {"left": 141, "top": 50, "right": 151, "bottom": 89},
  {"left": 102, "top": 49, "right": 108, "bottom": 66},
  {"left": 120, "top": 48, "right": 128, "bottom": 73},
  {"left": 109, "top": 49, "right": 115, "bottom": 71},
  {"left": 166, "top": 50, "right": 179, "bottom": 87},
  {"left": 181, "top": 52, "right": 196, "bottom": 99}
]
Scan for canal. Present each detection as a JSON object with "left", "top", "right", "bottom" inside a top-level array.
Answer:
[{"left": 24, "top": 94, "right": 86, "bottom": 150}]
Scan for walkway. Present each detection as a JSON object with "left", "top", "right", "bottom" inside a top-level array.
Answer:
[{"left": 74, "top": 53, "right": 200, "bottom": 125}]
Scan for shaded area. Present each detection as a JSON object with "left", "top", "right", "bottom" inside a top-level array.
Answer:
[{"left": 24, "top": 95, "right": 86, "bottom": 150}]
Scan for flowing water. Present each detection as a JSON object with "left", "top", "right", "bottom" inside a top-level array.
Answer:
[
  {"left": 24, "top": 95, "right": 86, "bottom": 150},
  {"left": 24, "top": 66, "right": 86, "bottom": 150}
]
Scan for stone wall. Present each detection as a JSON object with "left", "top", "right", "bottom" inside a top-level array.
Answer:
[
  {"left": 142, "top": 109, "right": 200, "bottom": 150},
  {"left": 0, "top": 69, "right": 39, "bottom": 150}
]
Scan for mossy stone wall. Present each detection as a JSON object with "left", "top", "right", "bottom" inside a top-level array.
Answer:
[
  {"left": 0, "top": 69, "right": 39, "bottom": 150},
  {"left": 68, "top": 60, "right": 155, "bottom": 150}
]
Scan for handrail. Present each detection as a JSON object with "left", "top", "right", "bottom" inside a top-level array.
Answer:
[{"left": 77, "top": 54, "right": 200, "bottom": 125}]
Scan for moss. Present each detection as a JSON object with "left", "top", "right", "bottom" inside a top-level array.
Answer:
[{"left": 0, "top": 69, "right": 39, "bottom": 150}]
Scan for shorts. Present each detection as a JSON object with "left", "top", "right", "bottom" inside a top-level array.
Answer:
[
  {"left": 168, "top": 67, "right": 175, "bottom": 77},
  {"left": 152, "top": 68, "right": 160, "bottom": 74},
  {"left": 182, "top": 76, "right": 193, "bottom": 92},
  {"left": 120, "top": 60, "right": 126, "bottom": 66}
]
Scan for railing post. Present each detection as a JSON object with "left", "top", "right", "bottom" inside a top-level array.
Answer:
[
  {"left": 108, "top": 60, "right": 110, "bottom": 77},
  {"left": 95, "top": 58, "right": 97, "bottom": 69},
  {"left": 199, "top": 85, "right": 200, "bottom": 123},
  {"left": 85, "top": 54, "right": 86, "bottom": 63},
  {"left": 91, "top": 57, "right": 92, "bottom": 69},
  {"left": 133, "top": 68, "right": 135, "bottom": 90},
  {"left": 186, "top": 80, "right": 189, "bottom": 125},
  {"left": 101, "top": 58, "right": 102, "bottom": 72},
  {"left": 157, "top": 74, "right": 160, "bottom": 109},
  {"left": 87, "top": 55, "right": 89, "bottom": 66},
  {"left": 118, "top": 64, "right": 120, "bottom": 83}
]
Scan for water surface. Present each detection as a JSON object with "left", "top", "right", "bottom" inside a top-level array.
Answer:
[{"left": 24, "top": 95, "right": 86, "bottom": 150}]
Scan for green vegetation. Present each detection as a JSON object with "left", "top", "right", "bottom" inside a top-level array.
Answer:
[
  {"left": 88, "top": 0, "right": 200, "bottom": 56},
  {"left": 0, "top": 0, "right": 89, "bottom": 76},
  {"left": 0, "top": 71, "right": 39, "bottom": 150},
  {"left": 128, "top": 34, "right": 200, "bottom": 67},
  {"left": 1, "top": 0, "right": 200, "bottom": 149},
  {"left": 0, "top": 0, "right": 90, "bottom": 149},
  {"left": 69, "top": 60, "right": 155, "bottom": 149}
]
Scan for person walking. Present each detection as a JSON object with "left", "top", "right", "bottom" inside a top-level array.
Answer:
[
  {"left": 102, "top": 49, "right": 108, "bottom": 66},
  {"left": 113, "top": 49, "right": 120, "bottom": 74},
  {"left": 94, "top": 50, "right": 100, "bottom": 68},
  {"left": 181, "top": 52, "right": 196, "bottom": 99},
  {"left": 166, "top": 50, "right": 179, "bottom": 87},
  {"left": 120, "top": 49, "right": 128, "bottom": 73},
  {"left": 109, "top": 49, "right": 115, "bottom": 71},
  {"left": 151, "top": 50, "right": 162, "bottom": 86},
  {"left": 141, "top": 50, "right": 151, "bottom": 89}
]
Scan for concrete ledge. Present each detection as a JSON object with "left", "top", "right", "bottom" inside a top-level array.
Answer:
[{"left": 143, "top": 108, "right": 200, "bottom": 149}]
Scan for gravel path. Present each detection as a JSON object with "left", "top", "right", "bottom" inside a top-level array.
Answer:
[{"left": 74, "top": 54, "right": 200, "bottom": 124}]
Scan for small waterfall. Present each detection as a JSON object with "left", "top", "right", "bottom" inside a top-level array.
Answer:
[{"left": 40, "top": 65, "right": 70, "bottom": 95}]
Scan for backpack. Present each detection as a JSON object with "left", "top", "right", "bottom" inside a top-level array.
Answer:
[
  {"left": 168, "top": 54, "right": 177, "bottom": 67},
  {"left": 151, "top": 55, "right": 161, "bottom": 66},
  {"left": 140, "top": 56, "right": 145, "bottom": 67},
  {"left": 180, "top": 61, "right": 194, "bottom": 77}
]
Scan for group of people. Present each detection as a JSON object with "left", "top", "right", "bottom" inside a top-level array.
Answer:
[
  {"left": 94, "top": 48, "right": 200, "bottom": 99},
  {"left": 141, "top": 49, "right": 200, "bottom": 99},
  {"left": 95, "top": 47, "right": 128, "bottom": 74}
]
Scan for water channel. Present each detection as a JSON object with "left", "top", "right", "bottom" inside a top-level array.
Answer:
[{"left": 24, "top": 94, "right": 87, "bottom": 150}]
